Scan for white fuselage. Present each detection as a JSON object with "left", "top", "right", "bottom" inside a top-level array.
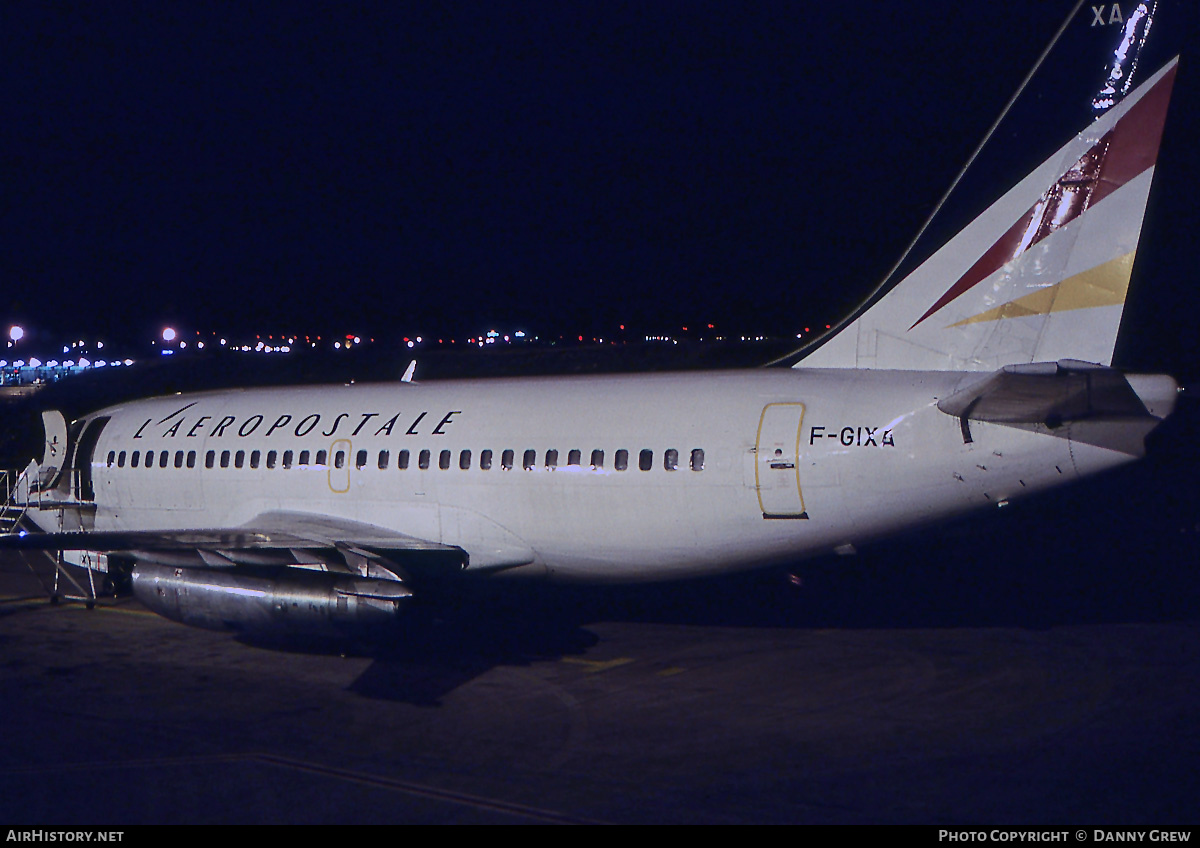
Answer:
[{"left": 65, "top": 368, "right": 1129, "bottom": 582}]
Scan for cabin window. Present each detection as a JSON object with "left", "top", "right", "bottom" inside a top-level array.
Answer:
[
  {"left": 377, "top": 450, "right": 389, "bottom": 470},
  {"left": 107, "top": 451, "right": 115, "bottom": 467},
  {"left": 205, "top": 450, "right": 215, "bottom": 469},
  {"left": 334, "top": 450, "right": 345, "bottom": 469},
  {"left": 159, "top": 450, "right": 169, "bottom": 468},
  {"left": 418, "top": 449, "right": 430, "bottom": 470},
  {"left": 186, "top": 451, "right": 197, "bottom": 469},
  {"left": 355, "top": 449, "right": 367, "bottom": 469},
  {"left": 615, "top": 449, "right": 629, "bottom": 471},
  {"left": 173, "top": 451, "right": 183, "bottom": 469},
  {"left": 118, "top": 451, "right": 126, "bottom": 468},
  {"left": 664, "top": 448, "right": 678, "bottom": 471},
  {"left": 283, "top": 450, "right": 294, "bottom": 469},
  {"left": 480, "top": 449, "right": 493, "bottom": 470},
  {"left": 522, "top": 449, "right": 535, "bottom": 471},
  {"left": 459, "top": 449, "right": 471, "bottom": 470},
  {"left": 266, "top": 450, "right": 277, "bottom": 469},
  {"left": 639, "top": 449, "right": 653, "bottom": 471},
  {"left": 250, "top": 450, "right": 261, "bottom": 469},
  {"left": 397, "top": 449, "right": 409, "bottom": 470},
  {"left": 590, "top": 449, "right": 603, "bottom": 469},
  {"left": 545, "top": 449, "right": 558, "bottom": 469},
  {"left": 235, "top": 450, "right": 245, "bottom": 469},
  {"left": 439, "top": 449, "right": 451, "bottom": 470},
  {"left": 690, "top": 449, "right": 705, "bottom": 471},
  {"left": 567, "top": 449, "right": 581, "bottom": 466},
  {"left": 131, "top": 451, "right": 140, "bottom": 468},
  {"left": 298, "top": 450, "right": 309, "bottom": 466},
  {"left": 501, "top": 449, "right": 514, "bottom": 470},
  {"left": 220, "top": 450, "right": 231, "bottom": 469},
  {"left": 315, "top": 450, "right": 327, "bottom": 467}
]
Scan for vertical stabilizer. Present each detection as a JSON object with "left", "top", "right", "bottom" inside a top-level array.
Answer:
[
  {"left": 787, "top": 0, "right": 1185, "bottom": 373},
  {"left": 798, "top": 57, "right": 1176, "bottom": 371}
]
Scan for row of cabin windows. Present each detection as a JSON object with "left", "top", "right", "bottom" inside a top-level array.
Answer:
[{"left": 105, "top": 447, "right": 707, "bottom": 473}]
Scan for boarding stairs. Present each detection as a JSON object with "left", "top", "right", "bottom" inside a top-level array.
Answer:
[
  {"left": 0, "top": 466, "right": 105, "bottom": 608},
  {"left": 0, "top": 469, "right": 31, "bottom": 534}
]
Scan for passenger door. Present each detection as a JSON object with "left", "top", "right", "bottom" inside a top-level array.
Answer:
[{"left": 755, "top": 403, "right": 807, "bottom": 519}]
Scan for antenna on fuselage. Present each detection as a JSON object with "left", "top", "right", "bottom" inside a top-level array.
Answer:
[{"left": 401, "top": 360, "right": 417, "bottom": 383}]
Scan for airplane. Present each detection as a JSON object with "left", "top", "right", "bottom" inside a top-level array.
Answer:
[{"left": 0, "top": 9, "right": 1185, "bottom": 639}]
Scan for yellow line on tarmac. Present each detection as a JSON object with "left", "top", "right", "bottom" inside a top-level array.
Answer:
[
  {"left": 0, "top": 595, "right": 158, "bottom": 619},
  {"left": 0, "top": 594, "right": 49, "bottom": 607},
  {"left": 560, "top": 656, "right": 635, "bottom": 673}
]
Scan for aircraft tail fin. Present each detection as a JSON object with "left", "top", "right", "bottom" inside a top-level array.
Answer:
[{"left": 796, "top": 13, "right": 1178, "bottom": 372}]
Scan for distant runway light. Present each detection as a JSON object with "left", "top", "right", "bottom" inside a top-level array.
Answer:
[
  {"left": 9, "top": 326, "right": 24, "bottom": 342},
  {"left": 162, "top": 327, "right": 176, "bottom": 342}
]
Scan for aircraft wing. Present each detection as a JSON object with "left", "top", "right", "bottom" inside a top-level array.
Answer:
[{"left": 0, "top": 511, "right": 465, "bottom": 573}]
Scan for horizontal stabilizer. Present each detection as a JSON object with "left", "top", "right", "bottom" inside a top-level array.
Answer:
[{"left": 937, "top": 361, "right": 1156, "bottom": 427}]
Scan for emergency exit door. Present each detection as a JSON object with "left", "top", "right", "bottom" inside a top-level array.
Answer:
[{"left": 755, "top": 403, "right": 808, "bottom": 519}]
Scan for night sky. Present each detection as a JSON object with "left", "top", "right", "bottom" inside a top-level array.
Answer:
[{"left": 5, "top": 2, "right": 1198, "bottom": 370}]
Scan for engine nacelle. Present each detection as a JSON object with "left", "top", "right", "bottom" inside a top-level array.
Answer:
[{"left": 131, "top": 564, "right": 413, "bottom": 637}]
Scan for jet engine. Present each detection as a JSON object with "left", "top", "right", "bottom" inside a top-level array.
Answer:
[{"left": 131, "top": 563, "right": 413, "bottom": 637}]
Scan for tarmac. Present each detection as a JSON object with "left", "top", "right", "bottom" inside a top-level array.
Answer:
[{"left": 1, "top": 520, "right": 1198, "bottom": 824}]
